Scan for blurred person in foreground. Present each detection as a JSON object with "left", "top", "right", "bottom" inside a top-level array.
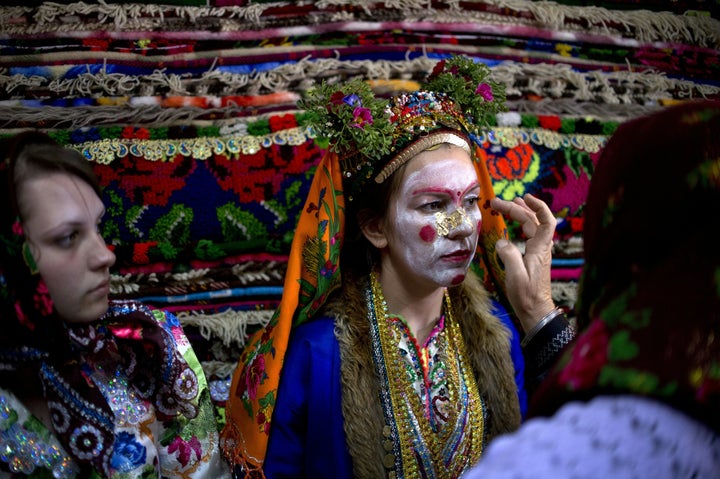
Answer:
[{"left": 465, "top": 100, "right": 720, "bottom": 478}]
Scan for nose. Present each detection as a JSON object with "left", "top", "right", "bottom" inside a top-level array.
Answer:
[
  {"left": 446, "top": 212, "right": 474, "bottom": 239},
  {"left": 89, "top": 231, "right": 116, "bottom": 269},
  {"left": 437, "top": 207, "right": 475, "bottom": 239}
]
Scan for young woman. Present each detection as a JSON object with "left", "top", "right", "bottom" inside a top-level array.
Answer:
[
  {"left": 0, "top": 131, "right": 230, "bottom": 478},
  {"left": 222, "top": 56, "right": 575, "bottom": 478}
]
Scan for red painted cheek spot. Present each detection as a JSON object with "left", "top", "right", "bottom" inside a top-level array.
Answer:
[
  {"left": 451, "top": 274, "right": 466, "bottom": 285},
  {"left": 477, "top": 219, "right": 482, "bottom": 231},
  {"left": 419, "top": 225, "right": 436, "bottom": 243}
]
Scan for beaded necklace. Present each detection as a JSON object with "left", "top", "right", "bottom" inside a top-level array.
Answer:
[{"left": 368, "top": 270, "right": 484, "bottom": 479}]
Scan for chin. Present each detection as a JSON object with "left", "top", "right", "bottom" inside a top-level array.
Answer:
[{"left": 65, "top": 301, "right": 109, "bottom": 323}]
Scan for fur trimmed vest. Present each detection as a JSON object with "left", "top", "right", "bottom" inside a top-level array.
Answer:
[{"left": 323, "top": 271, "right": 521, "bottom": 478}]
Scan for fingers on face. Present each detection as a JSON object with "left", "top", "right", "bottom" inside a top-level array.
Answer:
[{"left": 493, "top": 195, "right": 554, "bottom": 229}]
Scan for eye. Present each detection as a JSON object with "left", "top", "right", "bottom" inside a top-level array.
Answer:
[
  {"left": 55, "top": 231, "right": 79, "bottom": 248},
  {"left": 420, "top": 200, "right": 444, "bottom": 212},
  {"left": 464, "top": 196, "right": 479, "bottom": 208}
]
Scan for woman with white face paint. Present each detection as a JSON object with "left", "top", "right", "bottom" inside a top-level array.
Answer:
[
  {"left": 0, "top": 131, "right": 230, "bottom": 478},
  {"left": 222, "top": 56, "right": 575, "bottom": 479}
]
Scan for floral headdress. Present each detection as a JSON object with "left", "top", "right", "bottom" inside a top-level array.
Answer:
[{"left": 299, "top": 55, "right": 507, "bottom": 199}]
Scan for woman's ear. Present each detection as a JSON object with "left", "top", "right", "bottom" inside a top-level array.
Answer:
[{"left": 358, "top": 211, "right": 388, "bottom": 249}]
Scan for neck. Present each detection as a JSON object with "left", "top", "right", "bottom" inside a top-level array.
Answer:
[{"left": 376, "top": 266, "right": 445, "bottom": 345}]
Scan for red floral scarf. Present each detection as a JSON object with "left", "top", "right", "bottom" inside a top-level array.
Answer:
[{"left": 530, "top": 101, "right": 720, "bottom": 432}]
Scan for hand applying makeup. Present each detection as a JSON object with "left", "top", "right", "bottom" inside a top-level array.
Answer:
[{"left": 490, "top": 194, "right": 557, "bottom": 333}]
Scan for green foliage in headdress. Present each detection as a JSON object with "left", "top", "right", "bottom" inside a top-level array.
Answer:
[
  {"left": 424, "top": 55, "right": 507, "bottom": 131},
  {"left": 299, "top": 78, "right": 394, "bottom": 160}
]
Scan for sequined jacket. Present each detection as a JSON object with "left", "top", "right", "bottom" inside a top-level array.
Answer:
[{"left": 0, "top": 303, "right": 230, "bottom": 479}]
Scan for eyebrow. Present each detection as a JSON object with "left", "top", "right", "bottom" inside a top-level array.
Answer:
[
  {"left": 40, "top": 207, "right": 106, "bottom": 236},
  {"left": 411, "top": 182, "right": 480, "bottom": 197}
]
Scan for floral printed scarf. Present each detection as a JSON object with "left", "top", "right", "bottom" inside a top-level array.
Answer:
[{"left": 530, "top": 100, "right": 720, "bottom": 432}]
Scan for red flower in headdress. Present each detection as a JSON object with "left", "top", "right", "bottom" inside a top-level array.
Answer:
[
  {"left": 539, "top": 115, "right": 562, "bottom": 131},
  {"left": 431, "top": 59, "right": 446, "bottom": 77},
  {"left": 34, "top": 281, "right": 53, "bottom": 316},
  {"left": 11, "top": 220, "right": 23, "bottom": 236},
  {"left": 268, "top": 114, "right": 298, "bottom": 132},
  {"left": 329, "top": 91, "right": 346, "bottom": 109}
]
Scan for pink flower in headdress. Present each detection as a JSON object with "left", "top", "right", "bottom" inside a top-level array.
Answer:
[
  {"left": 475, "top": 83, "right": 494, "bottom": 102},
  {"left": 34, "top": 281, "right": 53, "bottom": 316},
  {"left": 351, "top": 107, "right": 373, "bottom": 129},
  {"left": 11, "top": 220, "right": 23, "bottom": 237},
  {"left": 110, "top": 324, "right": 143, "bottom": 340}
]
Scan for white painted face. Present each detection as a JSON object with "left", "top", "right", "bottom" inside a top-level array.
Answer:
[
  {"left": 18, "top": 172, "right": 116, "bottom": 323},
  {"left": 382, "top": 144, "right": 481, "bottom": 289}
]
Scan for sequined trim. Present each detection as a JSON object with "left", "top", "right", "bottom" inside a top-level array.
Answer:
[{"left": 0, "top": 389, "right": 79, "bottom": 478}]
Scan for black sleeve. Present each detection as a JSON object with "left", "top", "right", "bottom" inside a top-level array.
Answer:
[{"left": 522, "top": 313, "right": 576, "bottom": 393}]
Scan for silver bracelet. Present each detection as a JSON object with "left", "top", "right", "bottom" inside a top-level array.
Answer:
[{"left": 521, "top": 307, "right": 564, "bottom": 347}]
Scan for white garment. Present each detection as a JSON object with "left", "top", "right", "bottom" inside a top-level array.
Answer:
[{"left": 464, "top": 395, "right": 720, "bottom": 479}]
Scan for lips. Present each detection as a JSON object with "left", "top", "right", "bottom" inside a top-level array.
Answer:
[
  {"left": 442, "top": 249, "right": 472, "bottom": 263},
  {"left": 89, "top": 278, "right": 110, "bottom": 296}
]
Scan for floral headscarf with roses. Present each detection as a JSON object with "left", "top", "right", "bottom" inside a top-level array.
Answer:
[
  {"left": 0, "top": 131, "right": 201, "bottom": 475},
  {"left": 530, "top": 101, "right": 720, "bottom": 432}
]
